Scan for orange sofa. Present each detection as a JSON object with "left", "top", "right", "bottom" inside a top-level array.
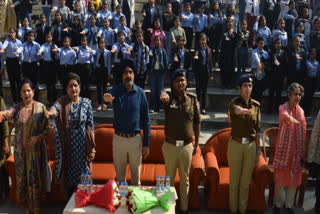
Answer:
[
  {"left": 92, "top": 124, "right": 205, "bottom": 209},
  {"left": 6, "top": 124, "right": 205, "bottom": 209},
  {"left": 203, "top": 128, "right": 272, "bottom": 211}
]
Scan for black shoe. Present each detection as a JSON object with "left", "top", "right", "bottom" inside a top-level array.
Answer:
[
  {"left": 273, "top": 207, "right": 280, "bottom": 214},
  {"left": 286, "top": 208, "right": 295, "bottom": 214}
]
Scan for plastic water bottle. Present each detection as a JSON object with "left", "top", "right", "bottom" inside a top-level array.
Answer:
[
  {"left": 124, "top": 182, "right": 128, "bottom": 197},
  {"left": 120, "top": 182, "right": 124, "bottom": 197},
  {"left": 88, "top": 172, "right": 93, "bottom": 194},
  {"left": 165, "top": 176, "right": 170, "bottom": 192},
  {"left": 156, "top": 176, "right": 161, "bottom": 193},
  {"left": 84, "top": 172, "right": 89, "bottom": 193},
  {"left": 80, "top": 172, "right": 84, "bottom": 184},
  {"left": 160, "top": 176, "right": 165, "bottom": 192}
]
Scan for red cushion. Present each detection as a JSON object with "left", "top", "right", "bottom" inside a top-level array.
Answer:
[
  {"left": 92, "top": 162, "right": 117, "bottom": 183},
  {"left": 143, "top": 127, "right": 166, "bottom": 163},
  {"left": 94, "top": 124, "right": 114, "bottom": 162}
]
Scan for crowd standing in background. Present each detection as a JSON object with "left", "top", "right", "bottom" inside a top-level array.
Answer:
[
  {"left": 0, "top": 0, "right": 319, "bottom": 116},
  {"left": 0, "top": 0, "right": 320, "bottom": 213}
]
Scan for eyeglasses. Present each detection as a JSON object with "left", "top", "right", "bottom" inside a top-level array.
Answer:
[{"left": 293, "top": 93, "right": 302, "bottom": 97}]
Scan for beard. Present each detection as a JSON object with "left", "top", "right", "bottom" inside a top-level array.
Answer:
[{"left": 123, "top": 77, "right": 134, "bottom": 87}]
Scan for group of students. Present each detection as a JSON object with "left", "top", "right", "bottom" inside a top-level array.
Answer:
[{"left": 0, "top": 0, "right": 320, "bottom": 115}]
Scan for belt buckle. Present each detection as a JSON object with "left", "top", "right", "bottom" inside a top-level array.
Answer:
[
  {"left": 176, "top": 140, "right": 184, "bottom": 147},
  {"left": 241, "top": 138, "right": 250, "bottom": 144}
]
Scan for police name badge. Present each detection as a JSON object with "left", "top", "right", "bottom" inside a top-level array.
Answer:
[
  {"left": 176, "top": 140, "right": 184, "bottom": 147},
  {"left": 170, "top": 99, "right": 178, "bottom": 109}
]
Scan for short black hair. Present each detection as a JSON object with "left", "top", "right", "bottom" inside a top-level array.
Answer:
[
  {"left": 19, "top": 78, "right": 34, "bottom": 92},
  {"left": 66, "top": 72, "right": 81, "bottom": 86}
]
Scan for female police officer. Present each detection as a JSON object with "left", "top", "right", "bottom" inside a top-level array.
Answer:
[{"left": 228, "top": 73, "right": 262, "bottom": 214}]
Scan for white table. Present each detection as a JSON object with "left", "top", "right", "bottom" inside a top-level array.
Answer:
[{"left": 63, "top": 187, "right": 178, "bottom": 214}]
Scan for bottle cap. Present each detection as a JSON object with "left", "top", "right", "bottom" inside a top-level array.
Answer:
[
  {"left": 161, "top": 176, "right": 164, "bottom": 178},
  {"left": 166, "top": 175, "right": 170, "bottom": 178},
  {"left": 120, "top": 182, "right": 124, "bottom": 185},
  {"left": 125, "top": 182, "right": 128, "bottom": 185},
  {"left": 157, "top": 176, "right": 160, "bottom": 178}
]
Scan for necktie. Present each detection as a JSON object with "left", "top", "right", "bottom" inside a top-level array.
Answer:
[
  {"left": 24, "top": 28, "right": 28, "bottom": 42},
  {"left": 50, "top": 43, "right": 56, "bottom": 61},
  {"left": 118, "top": 45, "right": 123, "bottom": 59},
  {"left": 99, "top": 51, "right": 105, "bottom": 67}
]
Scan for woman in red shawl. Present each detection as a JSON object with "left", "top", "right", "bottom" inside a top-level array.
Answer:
[{"left": 273, "top": 82, "right": 306, "bottom": 214}]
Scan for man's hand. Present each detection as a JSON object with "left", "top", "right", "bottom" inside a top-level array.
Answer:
[
  {"left": 193, "top": 55, "right": 198, "bottom": 60},
  {"left": 104, "top": 93, "right": 115, "bottom": 102},
  {"left": 160, "top": 91, "right": 169, "bottom": 104},
  {"left": 142, "top": 147, "right": 149, "bottom": 159},
  {"left": 10, "top": 4, "right": 15, "bottom": 8}
]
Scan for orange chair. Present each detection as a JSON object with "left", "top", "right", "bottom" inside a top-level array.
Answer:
[
  {"left": 203, "top": 128, "right": 272, "bottom": 211},
  {"left": 262, "top": 127, "right": 312, "bottom": 208}
]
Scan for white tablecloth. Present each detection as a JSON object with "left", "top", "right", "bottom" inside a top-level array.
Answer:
[{"left": 63, "top": 187, "right": 177, "bottom": 214}]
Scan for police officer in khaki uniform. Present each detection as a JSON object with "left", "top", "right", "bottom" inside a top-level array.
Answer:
[
  {"left": 228, "top": 73, "right": 262, "bottom": 214},
  {"left": 160, "top": 69, "right": 201, "bottom": 214}
]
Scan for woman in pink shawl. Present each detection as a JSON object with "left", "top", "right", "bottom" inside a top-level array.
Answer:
[{"left": 273, "top": 82, "right": 306, "bottom": 214}]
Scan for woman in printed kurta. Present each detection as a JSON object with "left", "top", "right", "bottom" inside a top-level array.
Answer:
[
  {"left": 0, "top": 79, "right": 50, "bottom": 214},
  {"left": 273, "top": 82, "right": 306, "bottom": 214},
  {"left": 48, "top": 72, "right": 95, "bottom": 197}
]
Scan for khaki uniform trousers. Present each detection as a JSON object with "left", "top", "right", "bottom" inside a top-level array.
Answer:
[
  {"left": 227, "top": 138, "right": 256, "bottom": 213},
  {"left": 274, "top": 184, "right": 296, "bottom": 208},
  {"left": 112, "top": 134, "right": 142, "bottom": 185},
  {"left": 162, "top": 142, "right": 194, "bottom": 211}
]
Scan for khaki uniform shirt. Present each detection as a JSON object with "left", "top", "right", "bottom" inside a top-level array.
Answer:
[
  {"left": 163, "top": 92, "right": 201, "bottom": 140},
  {"left": 229, "top": 97, "right": 261, "bottom": 139}
]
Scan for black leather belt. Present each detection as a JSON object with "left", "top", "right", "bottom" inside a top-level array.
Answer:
[{"left": 115, "top": 131, "right": 139, "bottom": 138}]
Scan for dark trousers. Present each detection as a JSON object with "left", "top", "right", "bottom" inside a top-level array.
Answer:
[
  {"left": 42, "top": 61, "right": 57, "bottom": 104},
  {"left": 316, "top": 174, "right": 320, "bottom": 213},
  {"left": 172, "top": 2, "right": 180, "bottom": 16},
  {"left": 209, "top": 25, "right": 222, "bottom": 65},
  {"left": 22, "top": 62, "right": 39, "bottom": 100},
  {"left": 268, "top": 72, "right": 283, "bottom": 114},
  {"left": 150, "top": 69, "right": 164, "bottom": 112},
  {"left": 303, "top": 76, "right": 317, "bottom": 116},
  {"left": 195, "top": 32, "right": 202, "bottom": 50},
  {"left": 6, "top": 58, "right": 21, "bottom": 103},
  {"left": 196, "top": 65, "right": 209, "bottom": 110},
  {"left": 134, "top": 72, "right": 146, "bottom": 89},
  {"left": 113, "top": 63, "right": 122, "bottom": 85},
  {"left": 96, "top": 67, "right": 108, "bottom": 105},
  {"left": 60, "top": 64, "right": 74, "bottom": 94},
  {"left": 78, "top": 63, "right": 91, "bottom": 98},
  {"left": 183, "top": 27, "right": 193, "bottom": 50},
  {"left": 252, "top": 76, "right": 269, "bottom": 103},
  {"left": 237, "top": 47, "right": 249, "bottom": 73}
]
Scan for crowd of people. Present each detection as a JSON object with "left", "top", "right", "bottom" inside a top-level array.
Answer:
[
  {"left": 0, "top": 0, "right": 320, "bottom": 214},
  {"left": 0, "top": 0, "right": 319, "bottom": 115}
]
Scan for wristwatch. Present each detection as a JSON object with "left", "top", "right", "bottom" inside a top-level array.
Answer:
[{"left": 257, "top": 150, "right": 261, "bottom": 155}]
